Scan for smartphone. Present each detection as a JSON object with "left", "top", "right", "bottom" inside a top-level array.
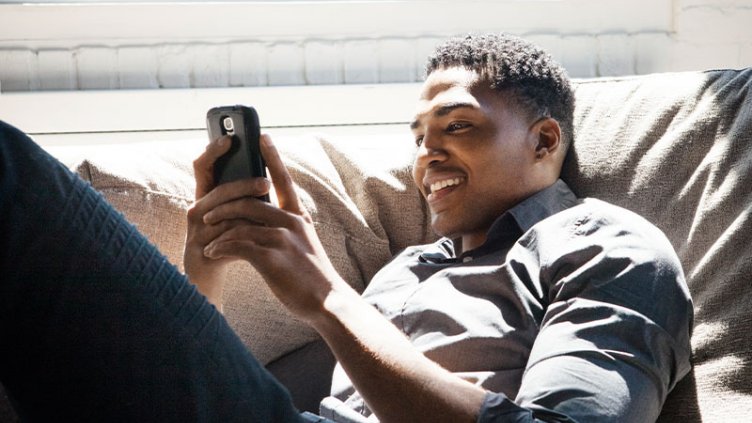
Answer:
[{"left": 206, "top": 105, "right": 269, "bottom": 201}]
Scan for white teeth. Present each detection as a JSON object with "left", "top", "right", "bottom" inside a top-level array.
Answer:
[{"left": 430, "top": 177, "right": 463, "bottom": 193}]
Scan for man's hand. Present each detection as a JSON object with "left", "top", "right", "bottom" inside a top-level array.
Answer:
[
  {"left": 198, "top": 134, "right": 346, "bottom": 319},
  {"left": 183, "top": 135, "right": 272, "bottom": 308}
]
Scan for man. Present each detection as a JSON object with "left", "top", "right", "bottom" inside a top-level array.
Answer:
[
  {"left": 0, "top": 33, "right": 691, "bottom": 422},
  {"left": 186, "top": 33, "right": 692, "bottom": 421}
]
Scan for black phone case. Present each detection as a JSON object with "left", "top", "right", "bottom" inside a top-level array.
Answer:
[{"left": 206, "top": 105, "right": 269, "bottom": 201}]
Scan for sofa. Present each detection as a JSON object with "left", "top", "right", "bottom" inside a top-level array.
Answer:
[{"left": 1, "top": 68, "right": 750, "bottom": 421}]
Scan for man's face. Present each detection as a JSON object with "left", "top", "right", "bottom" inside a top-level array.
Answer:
[{"left": 411, "top": 67, "right": 543, "bottom": 252}]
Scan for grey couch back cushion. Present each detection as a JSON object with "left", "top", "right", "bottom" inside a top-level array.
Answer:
[{"left": 563, "top": 68, "right": 752, "bottom": 422}]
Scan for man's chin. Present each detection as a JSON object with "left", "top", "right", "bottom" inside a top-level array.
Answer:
[{"left": 430, "top": 215, "right": 459, "bottom": 239}]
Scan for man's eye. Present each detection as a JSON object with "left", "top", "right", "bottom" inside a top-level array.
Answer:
[
  {"left": 415, "top": 136, "right": 424, "bottom": 147},
  {"left": 447, "top": 122, "right": 470, "bottom": 132}
]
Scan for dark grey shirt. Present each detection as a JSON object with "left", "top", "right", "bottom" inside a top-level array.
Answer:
[{"left": 321, "top": 180, "right": 693, "bottom": 423}]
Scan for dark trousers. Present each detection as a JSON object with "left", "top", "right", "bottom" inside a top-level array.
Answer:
[{"left": 0, "top": 120, "right": 311, "bottom": 422}]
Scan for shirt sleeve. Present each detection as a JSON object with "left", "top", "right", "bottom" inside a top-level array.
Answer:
[
  {"left": 480, "top": 201, "right": 694, "bottom": 422},
  {"left": 477, "top": 391, "right": 576, "bottom": 423}
]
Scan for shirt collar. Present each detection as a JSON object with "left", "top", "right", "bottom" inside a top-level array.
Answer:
[
  {"left": 506, "top": 179, "right": 579, "bottom": 233},
  {"left": 420, "top": 179, "right": 579, "bottom": 263}
]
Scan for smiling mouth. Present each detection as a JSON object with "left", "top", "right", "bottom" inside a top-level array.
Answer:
[
  {"left": 429, "top": 177, "right": 463, "bottom": 194},
  {"left": 425, "top": 177, "right": 466, "bottom": 204}
]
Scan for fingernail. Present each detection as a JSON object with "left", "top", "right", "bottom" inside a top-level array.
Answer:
[
  {"left": 203, "top": 212, "right": 213, "bottom": 224},
  {"left": 204, "top": 244, "right": 214, "bottom": 258},
  {"left": 217, "top": 136, "right": 227, "bottom": 146}
]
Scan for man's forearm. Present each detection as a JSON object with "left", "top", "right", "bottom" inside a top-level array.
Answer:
[
  {"left": 310, "top": 284, "right": 487, "bottom": 423},
  {"left": 183, "top": 246, "right": 228, "bottom": 310},
  {"left": 186, "top": 270, "right": 225, "bottom": 310}
]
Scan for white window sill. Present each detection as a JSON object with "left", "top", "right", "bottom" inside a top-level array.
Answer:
[{"left": 0, "top": 83, "right": 422, "bottom": 144}]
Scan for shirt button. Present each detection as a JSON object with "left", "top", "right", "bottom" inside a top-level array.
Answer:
[{"left": 462, "top": 256, "right": 473, "bottom": 263}]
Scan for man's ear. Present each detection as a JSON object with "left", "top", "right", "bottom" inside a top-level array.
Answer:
[{"left": 533, "top": 118, "right": 561, "bottom": 160}]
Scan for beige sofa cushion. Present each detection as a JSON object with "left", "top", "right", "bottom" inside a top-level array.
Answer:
[
  {"left": 562, "top": 68, "right": 752, "bottom": 422},
  {"left": 48, "top": 133, "right": 431, "bottom": 365}
]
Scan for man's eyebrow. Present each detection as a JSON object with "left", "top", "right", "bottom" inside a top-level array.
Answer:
[{"left": 410, "top": 102, "right": 477, "bottom": 130}]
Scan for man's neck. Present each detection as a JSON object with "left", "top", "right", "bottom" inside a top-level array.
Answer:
[{"left": 458, "top": 233, "right": 486, "bottom": 255}]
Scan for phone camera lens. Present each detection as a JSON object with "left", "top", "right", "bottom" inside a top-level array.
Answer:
[{"left": 222, "top": 117, "right": 234, "bottom": 132}]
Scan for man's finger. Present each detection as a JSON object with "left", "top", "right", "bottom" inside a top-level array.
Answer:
[
  {"left": 260, "top": 134, "right": 302, "bottom": 214},
  {"left": 193, "top": 135, "right": 232, "bottom": 199},
  {"left": 192, "top": 177, "right": 271, "bottom": 217},
  {"left": 203, "top": 195, "right": 299, "bottom": 229},
  {"left": 203, "top": 224, "right": 277, "bottom": 259}
]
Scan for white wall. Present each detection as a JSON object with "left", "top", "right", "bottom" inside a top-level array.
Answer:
[{"left": 0, "top": 0, "right": 751, "bottom": 92}]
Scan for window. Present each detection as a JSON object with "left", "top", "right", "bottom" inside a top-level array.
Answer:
[{"left": 0, "top": 1, "right": 671, "bottom": 43}]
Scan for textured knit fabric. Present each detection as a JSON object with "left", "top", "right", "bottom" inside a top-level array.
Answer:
[
  {"left": 323, "top": 181, "right": 693, "bottom": 423},
  {"left": 0, "top": 120, "right": 304, "bottom": 422}
]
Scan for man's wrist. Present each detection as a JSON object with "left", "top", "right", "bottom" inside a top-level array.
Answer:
[
  {"left": 306, "top": 281, "right": 362, "bottom": 334},
  {"left": 185, "top": 265, "right": 227, "bottom": 310}
]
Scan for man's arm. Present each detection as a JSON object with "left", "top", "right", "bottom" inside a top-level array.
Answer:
[
  {"left": 311, "top": 282, "right": 488, "bottom": 423},
  {"left": 497, "top": 202, "right": 694, "bottom": 422},
  {"left": 198, "top": 134, "right": 486, "bottom": 422}
]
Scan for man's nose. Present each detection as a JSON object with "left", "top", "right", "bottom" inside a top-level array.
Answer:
[{"left": 416, "top": 135, "right": 447, "bottom": 167}]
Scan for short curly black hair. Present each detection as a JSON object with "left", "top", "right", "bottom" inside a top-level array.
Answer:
[{"left": 426, "top": 33, "right": 575, "bottom": 150}]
